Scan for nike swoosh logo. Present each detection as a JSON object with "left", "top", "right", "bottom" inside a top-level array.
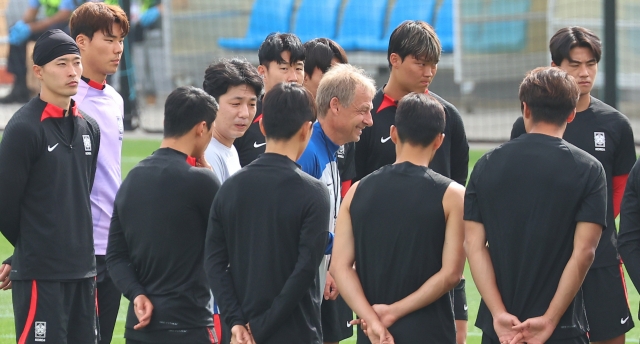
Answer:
[
  {"left": 253, "top": 142, "right": 266, "bottom": 148},
  {"left": 463, "top": 304, "right": 468, "bottom": 311},
  {"left": 380, "top": 136, "right": 391, "bottom": 143},
  {"left": 621, "top": 316, "right": 630, "bottom": 324},
  {"left": 47, "top": 143, "right": 59, "bottom": 152}
]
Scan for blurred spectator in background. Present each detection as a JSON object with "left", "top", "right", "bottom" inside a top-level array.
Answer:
[{"left": 1, "top": 0, "right": 79, "bottom": 104}]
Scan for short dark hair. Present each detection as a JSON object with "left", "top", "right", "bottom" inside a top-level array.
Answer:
[
  {"left": 163, "top": 86, "right": 219, "bottom": 138},
  {"left": 69, "top": 2, "right": 130, "bottom": 40},
  {"left": 519, "top": 67, "right": 580, "bottom": 126},
  {"left": 202, "top": 58, "right": 263, "bottom": 101},
  {"left": 262, "top": 83, "right": 316, "bottom": 140},
  {"left": 387, "top": 20, "right": 441, "bottom": 69},
  {"left": 550, "top": 26, "right": 602, "bottom": 66},
  {"left": 258, "top": 33, "right": 305, "bottom": 67},
  {"left": 395, "top": 93, "right": 445, "bottom": 147},
  {"left": 303, "top": 38, "right": 348, "bottom": 76}
]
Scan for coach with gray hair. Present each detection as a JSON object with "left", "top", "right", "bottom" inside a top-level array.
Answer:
[{"left": 297, "top": 63, "right": 376, "bottom": 343}]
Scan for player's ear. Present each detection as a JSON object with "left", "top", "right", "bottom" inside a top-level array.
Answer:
[
  {"left": 299, "top": 121, "right": 313, "bottom": 142},
  {"left": 522, "top": 102, "right": 531, "bottom": 119},
  {"left": 551, "top": 61, "right": 558, "bottom": 67},
  {"left": 257, "top": 64, "right": 267, "bottom": 78},
  {"left": 194, "top": 121, "right": 207, "bottom": 137},
  {"left": 390, "top": 125, "right": 399, "bottom": 144},
  {"left": 432, "top": 133, "right": 445, "bottom": 151},
  {"left": 566, "top": 109, "right": 577, "bottom": 123},
  {"left": 75, "top": 34, "right": 87, "bottom": 50},
  {"left": 33, "top": 65, "right": 43, "bottom": 80},
  {"left": 389, "top": 53, "right": 401, "bottom": 68},
  {"left": 259, "top": 117, "right": 266, "bottom": 136}
]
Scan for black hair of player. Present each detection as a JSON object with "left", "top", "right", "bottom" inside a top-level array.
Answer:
[
  {"left": 519, "top": 67, "right": 580, "bottom": 126},
  {"left": 550, "top": 26, "right": 602, "bottom": 66},
  {"left": 258, "top": 33, "right": 305, "bottom": 67},
  {"left": 262, "top": 82, "right": 316, "bottom": 140},
  {"left": 395, "top": 92, "right": 445, "bottom": 147},
  {"left": 163, "top": 86, "right": 219, "bottom": 138},
  {"left": 303, "top": 38, "right": 348, "bottom": 76},
  {"left": 387, "top": 20, "right": 441, "bottom": 69},
  {"left": 203, "top": 58, "right": 264, "bottom": 101}
]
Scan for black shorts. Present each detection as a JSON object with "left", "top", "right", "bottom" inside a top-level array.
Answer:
[
  {"left": 452, "top": 278, "right": 468, "bottom": 321},
  {"left": 13, "top": 278, "right": 97, "bottom": 344},
  {"left": 125, "top": 326, "right": 217, "bottom": 344},
  {"left": 321, "top": 295, "right": 353, "bottom": 342},
  {"left": 481, "top": 333, "right": 588, "bottom": 344},
  {"left": 582, "top": 264, "right": 633, "bottom": 341}
]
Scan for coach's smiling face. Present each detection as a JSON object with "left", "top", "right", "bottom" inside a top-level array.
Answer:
[{"left": 328, "top": 85, "right": 374, "bottom": 145}]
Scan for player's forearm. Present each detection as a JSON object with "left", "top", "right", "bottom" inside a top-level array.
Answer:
[
  {"left": 29, "top": 10, "right": 72, "bottom": 33},
  {"left": 391, "top": 268, "right": 461, "bottom": 319},
  {"left": 466, "top": 243, "right": 507, "bottom": 316},
  {"left": 22, "top": 8, "right": 38, "bottom": 23},
  {"left": 105, "top": 241, "right": 146, "bottom": 301},
  {"left": 331, "top": 264, "right": 381, "bottom": 326},
  {"left": 544, "top": 240, "right": 596, "bottom": 324},
  {"left": 204, "top": 236, "right": 246, "bottom": 329}
]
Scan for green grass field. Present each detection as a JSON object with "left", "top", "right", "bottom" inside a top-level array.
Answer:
[{"left": 0, "top": 140, "right": 639, "bottom": 343}]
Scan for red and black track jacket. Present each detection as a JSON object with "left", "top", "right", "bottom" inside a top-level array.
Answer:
[{"left": 0, "top": 97, "right": 100, "bottom": 280}]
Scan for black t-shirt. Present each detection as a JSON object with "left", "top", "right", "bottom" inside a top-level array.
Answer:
[
  {"left": 354, "top": 87, "right": 469, "bottom": 185},
  {"left": 106, "top": 148, "right": 221, "bottom": 338},
  {"left": 351, "top": 162, "right": 456, "bottom": 343},
  {"left": 234, "top": 97, "right": 265, "bottom": 167},
  {"left": 465, "top": 133, "right": 606, "bottom": 341},
  {"left": 206, "top": 153, "right": 330, "bottom": 344},
  {"left": 511, "top": 97, "right": 636, "bottom": 268},
  {"left": 338, "top": 142, "right": 356, "bottom": 182}
]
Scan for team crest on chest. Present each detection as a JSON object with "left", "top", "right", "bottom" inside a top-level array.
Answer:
[
  {"left": 337, "top": 145, "right": 345, "bottom": 159},
  {"left": 594, "top": 132, "right": 605, "bottom": 151},
  {"left": 83, "top": 135, "right": 92, "bottom": 155}
]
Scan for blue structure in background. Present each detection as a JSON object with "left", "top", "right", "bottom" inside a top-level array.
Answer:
[
  {"left": 462, "top": 0, "right": 530, "bottom": 53},
  {"left": 218, "top": 0, "right": 295, "bottom": 50},
  {"left": 356, "top": 0, "right": 436, "bottom": 51},
  {"left": 435, "top": 0, "right": 454, "bottom": 53},
  {"left": 334, "top": 0, "right": 388, "bottom": 51},
  {"left": 217, "top": 0, "right": 530, "bottom": 55},
  {"left": 293, "top": 0, "right": 342, "bottom": 42}
]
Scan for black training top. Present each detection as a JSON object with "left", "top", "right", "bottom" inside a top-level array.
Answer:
[
  {"left": 465, "top": 134, "right": 606, "bottom": 341},
  {"left": 351, "top": 162, "right": 456, "bottom": 343},
  {"left": 234, "top": 96, "right": 264, "bottom": 167},
  {"left": 619, "top": 159, "right": 640, "bottom": 301},
  {"left": 339, "top": 142, "right": 356, "bottom": 182},
  {"left": 511, "top": 97, "right": 636, "bottom": 268},
  {"left": 354, "top": 88, "right": 469, "bottom": 185},
  {"left": 0, "top": 97, "right": 100, "bottom": 280},
  {"left": 206, "top": 153, "right": 329, "bottom": 344},
  {"left": 106, "top": 148, "right": 221, "bottom": 337}
]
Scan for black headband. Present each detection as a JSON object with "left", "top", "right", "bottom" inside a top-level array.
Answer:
[{"left": 33, "top": 29, "right": 80, "bottom": 66}]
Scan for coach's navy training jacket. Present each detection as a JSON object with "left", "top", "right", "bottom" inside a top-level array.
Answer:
[{"left": 0, "top": 97, "right": 100, "bottom": 280}]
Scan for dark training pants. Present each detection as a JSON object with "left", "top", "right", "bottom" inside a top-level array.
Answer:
[
  {"left": 96, "top": 255, "right": 122, "bottom": 344},
  {"left": 13, "top": 278, "right": 97, "bottom": 344}
]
